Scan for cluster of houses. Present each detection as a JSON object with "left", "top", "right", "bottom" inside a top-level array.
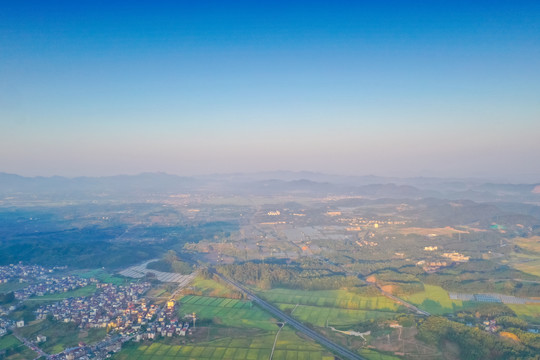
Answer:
[
  {"left": 14, "top": 275, "right": 90, "bottom": 300},
  {"left": 48, "top": 335, "right": 126, "bottom": 360},
  {"left": 1, "top": 262, "right": 196, "bottom": 359},
  {"left": 0, "top": 263, "right": 55, "bottom": 283},
  {"left": 133, "top": 299, "right": 192, "bottom": 341},
  {"left": 0, "top": 317, "right": 15, "bottom": 337},
  {"left": 35, "top": 282, "right": 153, "bottom": 333},
  {"left": 483, "top": 319, "right": 499, "bottom": 333}
]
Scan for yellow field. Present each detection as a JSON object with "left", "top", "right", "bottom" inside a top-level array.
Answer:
[
  {"left": 398, "top": 226, "right": 468, "bottom": 236},
  {"left": 508, "top": 303, "right": 540, "bottom": 324},
  {"left": 508, "top": 236, "right": 540, "bottom": 277},
  {"left": 514, "top": 236, "right": 540, "bottom": 253},
  {"left": 403, "top": 285, "right": 471, "bottom": 315}
]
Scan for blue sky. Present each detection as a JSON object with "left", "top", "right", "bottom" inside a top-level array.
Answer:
[{"left": 1, "top": 1, "right": 539, "bottom": 180}]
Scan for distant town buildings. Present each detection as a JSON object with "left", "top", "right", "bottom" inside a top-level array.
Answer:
[{"left": 442, "top": 252, "right": 470, "bottom": 262}]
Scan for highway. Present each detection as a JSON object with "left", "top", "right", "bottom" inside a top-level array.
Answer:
[{"left": 214, "top": 272, "right": 367, "bottom": 360}]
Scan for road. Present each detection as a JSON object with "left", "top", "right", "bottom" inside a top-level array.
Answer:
[
  {"left": 214, "top": 272, "right": 367, "bottom": 360},
  {"left": 12, "top": 332, "right": 47, "bottom": 359}
]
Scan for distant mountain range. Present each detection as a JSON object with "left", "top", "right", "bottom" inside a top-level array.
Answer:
[{"left": 0, "top": 171, "right": 538, "bottom": 202}]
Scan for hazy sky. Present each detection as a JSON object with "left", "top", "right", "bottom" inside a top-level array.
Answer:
[{"left": 1, "top": 1, "right": 539, "bottom": 181}]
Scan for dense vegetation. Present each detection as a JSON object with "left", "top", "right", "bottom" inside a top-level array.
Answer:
[
  {"left": 0, "top": 291, "right": 15, "bottom": 305},
  {"left": 418, "top": 316, "right": 540, "bottom": 359},
  {"left": 0, "top": 206, "right": 237, "bottom": 269},
  {"left": 420, "top": 260, "right": 540, "bottom": 297},
  {"left": 219, "top": 260, "right": 361, "bottom": 290},
  {"left": 147, "top": 250, "right": 192, "bottom": 274}
]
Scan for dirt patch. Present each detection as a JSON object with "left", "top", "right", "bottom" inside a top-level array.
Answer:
[{"left": 366, "top": 276, "right": 377, "bottom": 283}]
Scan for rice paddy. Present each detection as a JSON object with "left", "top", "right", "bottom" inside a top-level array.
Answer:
[
  {"left": 114, "top": 278, "right": 401, "bottom": 360},
  {"left": 256, "top": 288, "right": 400, "bottom": 312},
  {"left": 278, "top": 303, "right": 396, "bottom": 327},
  {"left": 114, "top": 329, "right": 335, "bottom": 360},
  {"left": 178, "top": 295, "right": 278, "bottom": 331}
]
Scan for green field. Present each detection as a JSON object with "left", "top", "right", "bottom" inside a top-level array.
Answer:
[
  {"left": 508, "top": 303, "right": 540, "bottom": 324},
  {"left": 114, "top": 328, "right": 334, "bottom": 360},
  {"left": 256, "top": 288, "right": 400, "bottom": 312},
  {"left": 278, "top": 303, "right": 396, "bottom": 327},
  {"left": 75, "top": 268, "right": 131, "bottom": 285},
  {"left": 514, "top": 236, "right": 540, "bottom": 253},
  {"left": 403, "top": 284, "right": 476, "bottom": 315},
  {"left": 0, "top": 334, "right": 37, "bottom": 360},
  {"left": 0, "top": 335, "right": 20, "bottom": 350},
  {"left": 16, "top": 319, "right": 106, "bottom": 354},
  {"left": 178, "top": 295, "right": 278, "bottom": 331},
  {"left": 112, "top": 278, "right": 399, "bottom": 360},
  {"left": 512, "top": 258, "right": 540, "bottom": 277},
  {"left": 186, "top": 276, "right": 240, "bottom": 298},
  {"left": 26, "top": 284, "right": 97, "bottom": 302},
  {"left": 507, "top": 236, "right": 540, "bottom": 277},
  {"left": 0, "top": 281, "right": 28, "bottom": 294}
]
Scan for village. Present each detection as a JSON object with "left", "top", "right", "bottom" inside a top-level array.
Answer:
[
  {"left": 0, "top": 263, "right": 196, "bottom": 360},
  {"left": 0, "top": 263, "right": 59, "bottom": 284},
  {"left": 15, "top": 275, "right": 90, "bottom": 300}
]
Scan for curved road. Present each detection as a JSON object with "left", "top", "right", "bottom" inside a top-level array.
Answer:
[{"left": 215, "top": 272, "right": 367, "bottom": 360}]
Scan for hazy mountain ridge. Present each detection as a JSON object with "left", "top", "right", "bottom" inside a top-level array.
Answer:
[{"left": 1, "top": 172, "right": 539, "bottom": 202}]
